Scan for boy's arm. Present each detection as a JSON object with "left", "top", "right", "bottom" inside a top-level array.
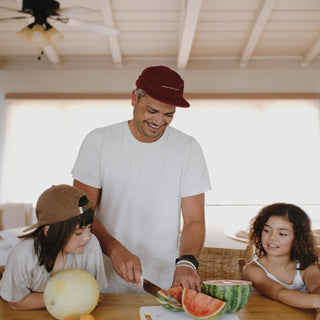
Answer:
[
  {"left": 243, "top": 262, "right": 320, "bottom": 309},
  {"left": 8, "top": 292, "right": 45, "bottom": 310}
]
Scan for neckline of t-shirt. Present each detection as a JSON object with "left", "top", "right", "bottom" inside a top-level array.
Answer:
[{"left": 124, "top": 120, "right": 169, "bottom": 147}]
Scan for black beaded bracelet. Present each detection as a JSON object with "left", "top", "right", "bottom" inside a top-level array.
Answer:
[{"left": 175, "top": 255, "right": 199, "bottom": 270}]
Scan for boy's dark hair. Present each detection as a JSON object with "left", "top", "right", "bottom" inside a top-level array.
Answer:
[
  {"left": 249, "top": 202, "right": 317, "bottom": 270},
  {"left": 20, "top": 195, "right": 93, "bottom": 272}
]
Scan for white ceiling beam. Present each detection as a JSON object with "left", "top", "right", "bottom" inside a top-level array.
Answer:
[
  {"left": 301, "top": 34, "right": 320, "bottom": 67},
  {"left": 239, "top": 0, "right": 276, "bottom": 67},
  {"left": 16, "top": 0, "right": 22, "bottom": 10},
  {"left": 100, "top": 0, "right": 122, "bottom": 67},
  {"left": 43, "top": 45, "right": 61, "bottom": 67},
  {"left": 177, "top": 0, "right": 202, "bottom": 69}
]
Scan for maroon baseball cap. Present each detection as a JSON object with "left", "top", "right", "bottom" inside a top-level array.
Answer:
[{"left": 136, "top": 66, "right": 190, "bottom": 107}]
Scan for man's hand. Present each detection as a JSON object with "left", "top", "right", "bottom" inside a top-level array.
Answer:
[
  {"left": 171, "top": 266, "right": 201, "bottom": 292},
  {"left": 109, "top": 244, "right": 143, "bottom": 285}
]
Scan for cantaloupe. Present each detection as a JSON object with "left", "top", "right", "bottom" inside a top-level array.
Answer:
[{"left": 44, "top": 269, "right": 99, "bottom": 320}]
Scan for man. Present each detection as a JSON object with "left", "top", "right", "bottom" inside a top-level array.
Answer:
[{"left": 72, "top": 66, "right": 211, "bottom": 293}]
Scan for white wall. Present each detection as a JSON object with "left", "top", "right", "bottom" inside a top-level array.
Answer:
[{"left": 1, "top": 59, "right": 320, "bottom": 198}]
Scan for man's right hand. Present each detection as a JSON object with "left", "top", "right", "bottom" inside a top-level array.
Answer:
[{"left": 109, "top": 243, "right": 143, "bottom": 285}]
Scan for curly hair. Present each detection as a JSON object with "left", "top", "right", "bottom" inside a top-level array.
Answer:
[{"left": 249, "top": 203, "right": 317, "bottom": 270}]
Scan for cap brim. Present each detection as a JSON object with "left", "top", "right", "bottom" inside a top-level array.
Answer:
[
  {"left": 22, "top": 222, "right": 41, "bottom": 233},
  {"left": 144, "top": 89, "right": 190, "bottom": 107}
]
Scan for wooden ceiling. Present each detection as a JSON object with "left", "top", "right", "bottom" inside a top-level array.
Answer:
[{"left": 1, "top": 0, "right": 320, "bottom": 69}]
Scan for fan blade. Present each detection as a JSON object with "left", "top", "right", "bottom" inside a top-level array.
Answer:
[
  {"left": 0, "top": 16, "right": 30, "bottom": 21},
  {"left": 55, "top": 18, "right": 119, "bottom": 35},
  {"left": 0, "top": 6, "right": 31, "bottom": 21},
  {"left": 58, "top": 7, "right": 99, "bottom": 18},
  {"left": 0, "top": 5, "right": 21, "bottom": 13}
]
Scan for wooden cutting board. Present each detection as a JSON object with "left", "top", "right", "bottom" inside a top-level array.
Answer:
[{"left": 140, "top": 306, "right": 239, "bottom": 320}]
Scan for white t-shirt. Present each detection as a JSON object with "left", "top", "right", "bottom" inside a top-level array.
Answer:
[
  {"left": 0, "top": 235, "right": 108, "bottom": 302},
  {"left": 72, "top": 121, "right": 211, "bottom": 293}
]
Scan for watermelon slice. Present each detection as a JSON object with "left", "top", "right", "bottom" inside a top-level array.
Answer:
[
  {"left": 202, "top": 280, "right": 252, "bottom": 313},
  {"left": 157, "top": 286, "right": 184, "bottom": 312},
  {"left": 182, "top": 288, "right": 226, "bottom": 320},
  {"left": 157, "top": 286, "right": 183, "bottom": 303}
]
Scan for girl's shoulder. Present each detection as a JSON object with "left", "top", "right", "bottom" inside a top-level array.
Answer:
[
  {"left": 9, "top": 238, "right": 34, "bottom": 255},
  {"left": 301, "top": 261, "right": 320, "bottom": 277},
  {"left": 6, "top": 238, "right": 38, "bottom": 267},
  {"left": 243, "top": 259, "right": 264, "bottom": 276}
]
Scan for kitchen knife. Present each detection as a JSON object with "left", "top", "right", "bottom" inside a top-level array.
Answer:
[{"left": 143, "top": 277, "right": 162, "bottom": 297}]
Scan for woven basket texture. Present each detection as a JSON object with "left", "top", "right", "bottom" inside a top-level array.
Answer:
[{"left": 198, "top": 246, "right": 253, "bottom": 281}]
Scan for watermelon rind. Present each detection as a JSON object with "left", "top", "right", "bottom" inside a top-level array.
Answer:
[
  {"left": 202, "top": 280, "right": 252, "bottom": 313},
  {"left": 157, "top": 287, "right": 184, "bottom": 312},
  {"left": 157, "top": 289, "right": 171, "bottom": 302},
  {"left": 182, "top": 288, "right": 227, "bottom": 320},
  {"left": 156, "top": 298, "right": 184, "bottom": 312}
]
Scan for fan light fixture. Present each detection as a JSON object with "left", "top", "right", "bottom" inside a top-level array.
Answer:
[{"left": 16, "top": 22, "right": 63, "bottom": 46}]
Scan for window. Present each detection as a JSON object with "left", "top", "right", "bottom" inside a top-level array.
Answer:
[{"left": 2, "top": 98, "right": 320, "bottom": 224}]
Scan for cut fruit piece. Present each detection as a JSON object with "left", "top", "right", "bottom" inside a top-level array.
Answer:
[{"left": 182, "top": 288, "right": 226, "bottom": 320}]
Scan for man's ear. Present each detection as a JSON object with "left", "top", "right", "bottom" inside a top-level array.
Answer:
[
  {"left": 44, "top": 225, "right": 50, "bottom": 237},
  {"left": 131, "top": 90, "right": 138, "bottom": 107}
]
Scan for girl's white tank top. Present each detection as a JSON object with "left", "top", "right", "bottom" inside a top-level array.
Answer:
[{"left": 253, "top": 258, "right": 306, "bottom": 292}]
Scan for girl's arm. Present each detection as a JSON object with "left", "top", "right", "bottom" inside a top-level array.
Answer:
[
  {"left": 304, "top": 263, "right": 320, "bottom": 312},
  {"left": 7, "top": 292, "right": 45, "bottom": 310},
  {"left": 304, "top": 263, "right": 320, "bottom": 294},
  {"left": 243, "top": 262, "right": 320, "bottom": 309}
]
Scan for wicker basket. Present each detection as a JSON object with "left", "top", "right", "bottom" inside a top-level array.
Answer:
[{"left": 197, "top": 245, "right": 253, "bottom": 281}]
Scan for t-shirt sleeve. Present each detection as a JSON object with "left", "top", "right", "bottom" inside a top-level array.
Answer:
[
  {"left": 71, "top": 129, "right": 103, "bottom": 188},
  {"left": 181, "top": 138, "right": 212, "bottom": 198},
  {"left": 0, "top": 247, "right": 32, "bottom": 302}
]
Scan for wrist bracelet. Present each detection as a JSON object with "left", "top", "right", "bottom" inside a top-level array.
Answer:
[
  {"left": 175, "top": 261, "right": 196, "bottom": 271},
  {"left": 175, "top": 254, "right": 199, "bottom": 270},
  {"left": 176, "top": 260, "right": 197, "bottom": 271}
]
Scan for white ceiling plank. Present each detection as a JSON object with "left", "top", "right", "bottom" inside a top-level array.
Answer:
[
  {"left": 239, "top": 0, "right": 277, "bottom": 67},
  {"left": 301, "top": 34, "right": 320, "bottom": 66},
  {"left": 177, "top": 0, "right": 202, "bottom": 69},
  {"left": 15, "top": 0, "right": 21, "bottom": 10},
  {"left": 99, "top": 0, "right": 122, "bottom": 67},
  {"left": 43, "top": 45, "right": 61, "bottom": 67}
]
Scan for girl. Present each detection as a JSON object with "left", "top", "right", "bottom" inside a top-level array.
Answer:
[
  {"left": 0, "top": 184, "right": 108, "bottom": 310},
  {"left": 243, "top": 203, "right": 320, "bottom": 316}
]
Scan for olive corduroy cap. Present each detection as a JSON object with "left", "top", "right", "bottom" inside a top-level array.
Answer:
[{"left": 23, "top": 184, "right": 92, "bottom": 232}]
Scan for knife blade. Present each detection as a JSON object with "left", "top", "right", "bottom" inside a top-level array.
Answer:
[{"left": 143, "top": 278, "right": 162, "bottom": 297}]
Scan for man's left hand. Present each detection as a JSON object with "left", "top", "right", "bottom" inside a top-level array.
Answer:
[{"left": 171, "top": 266, "right": 201, "bottom": 292}]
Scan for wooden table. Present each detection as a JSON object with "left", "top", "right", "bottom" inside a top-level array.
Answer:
[{"left": 0, "top": 293, "right": 316, "bottom": 320}]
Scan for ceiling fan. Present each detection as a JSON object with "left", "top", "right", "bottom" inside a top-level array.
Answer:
[{"left": 0, "top": 0, "right": 119, "bottom": 46}]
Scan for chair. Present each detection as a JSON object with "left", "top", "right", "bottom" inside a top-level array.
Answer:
[
  {"left": 197, "top": 245, "right": 253, "bottom": 281},
  {"left": 0, "top": 202, "right": 34, "bottom": 230}
]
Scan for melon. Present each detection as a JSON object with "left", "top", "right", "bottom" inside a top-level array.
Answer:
[
  {"left": 182, "top": 288, "right": 226, "bottom": 320},
  {"left": 202, "top": 280, "right": 252, "bottom": 313},
  {"left": 157, "top": 286, "right": 183, "bottom": 311},
  {"left": 44, "top": 269, "right": 100, "bottom": 320}
]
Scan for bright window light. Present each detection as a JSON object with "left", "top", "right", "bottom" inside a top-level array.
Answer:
[{"left": 2, "top": 98, "right": 320, "bottom": 215}]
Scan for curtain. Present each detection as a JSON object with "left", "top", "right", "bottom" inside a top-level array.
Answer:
[{"left": 3, "top": 99, "right": 320, "bottom": 214}]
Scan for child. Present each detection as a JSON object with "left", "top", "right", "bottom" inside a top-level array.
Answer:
[
  {"left": 0, "top": 184, "right": 108, "bottom": 310},
  {"left": 243, "top": 202, "right": 320, "bottom": 314}
]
